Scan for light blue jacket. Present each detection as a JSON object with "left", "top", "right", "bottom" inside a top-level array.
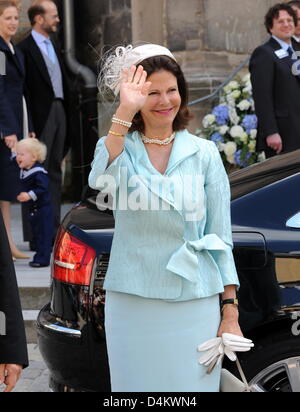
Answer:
[{"left": 89, "top": 130, "right": 239, "bottom": 301}]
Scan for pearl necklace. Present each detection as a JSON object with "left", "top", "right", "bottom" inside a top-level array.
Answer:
[{"left": 141, "top": 132, "right": 176, "bottom": 145}]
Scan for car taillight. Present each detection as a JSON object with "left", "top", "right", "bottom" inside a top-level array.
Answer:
[{"left": 53, "top": 229, "right": 96, "bottom": 286}]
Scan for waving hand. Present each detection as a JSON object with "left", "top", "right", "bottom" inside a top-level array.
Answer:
[{"left": 119, "top": 65, "right": 152, "bottom": 116}]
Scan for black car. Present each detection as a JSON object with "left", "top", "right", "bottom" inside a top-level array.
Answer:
[{"left": 37, "top": 149, "right": 300, "bottom": 392}]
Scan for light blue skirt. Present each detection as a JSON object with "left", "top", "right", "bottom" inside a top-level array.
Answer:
[{"left": 105, "top": 291, "right": 221, "bottom": 392}]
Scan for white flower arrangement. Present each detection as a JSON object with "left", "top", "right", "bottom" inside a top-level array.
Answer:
[
  {"left": 202, "top": 114, "right": 216, "bottom": 128},
  {"left": 197, "top": 73, "right": 264, "bottom": 169}
]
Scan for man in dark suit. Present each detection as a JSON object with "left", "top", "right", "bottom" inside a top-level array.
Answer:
[
  {"left": 0, "top": 210, "right": 28, "bottom": 392},
  {"left": 18, "top": 0, "right": 69, "bottom": 239},
  {"left": 250, "top": 3, "right": 300, "bottom": 158}
]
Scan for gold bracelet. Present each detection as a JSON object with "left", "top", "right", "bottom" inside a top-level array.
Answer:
[{"left": 109, "top": 130, "right": 125, "bottom": 137}]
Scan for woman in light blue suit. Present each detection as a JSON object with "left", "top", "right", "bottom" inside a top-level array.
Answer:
[{"left": 89, "top": 44, "right": 242, "bottom": 392}]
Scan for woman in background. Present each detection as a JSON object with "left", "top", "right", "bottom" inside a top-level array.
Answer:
[{"left": 0, "top": 1, "right": 33, "bottom": 259}]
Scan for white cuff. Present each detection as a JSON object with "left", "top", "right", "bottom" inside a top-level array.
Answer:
[{"left": 28, "top": 190, "right": 37, "bottom": 201}]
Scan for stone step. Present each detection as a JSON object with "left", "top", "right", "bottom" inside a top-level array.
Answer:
[
  {"left": 23, "top": 310, "right": 39, "bottom": 344},
  {"left": 19, "top": 287, "right": 50, "bottom": 311}
]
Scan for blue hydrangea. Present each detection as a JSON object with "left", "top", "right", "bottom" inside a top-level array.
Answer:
[
  {"left": 241, "top": 115, "right": 257, "bottom": 134},
  {"left": 212, "top": 105, "right": 229, "bottom": 126},
  {"left": 211, "top": 132, "right": 224, "bottom": 144},
  {"left": 234, "top": 150, "right": 252, "bottom": 167}
]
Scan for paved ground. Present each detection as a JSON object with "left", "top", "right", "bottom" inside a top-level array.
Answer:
[
  {"left": 0, "top": 345, "right": 50, "bottom": 393},
  {"left": 1, "top": 204, "right": 75, "bottom": 393}
]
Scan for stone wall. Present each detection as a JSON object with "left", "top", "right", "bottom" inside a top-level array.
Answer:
[
  {"left": 202, "top": 0, "right": 283, "bottom": 53},
  {"left": 132, "top": 0, "right": 289, "bottom": 54},
  {"left": 166, "top": 0, "right": 204, "bottom": 51}
]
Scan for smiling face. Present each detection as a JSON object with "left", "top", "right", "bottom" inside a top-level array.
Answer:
[
  {"left": 0, "top": 6, "right": 19, "bottom": 42},
  {"left": 140, "top": 69, "right": 182, "bottom": 136},
  {"left": 16, "top": 147, "right": 37, "bottom": 170},
  {"left": 270, "top": 10, "right": 295, "bottom": 42}
]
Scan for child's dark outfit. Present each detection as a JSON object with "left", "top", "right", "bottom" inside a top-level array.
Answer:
[{"left": 20, "top": 162, "right": 53, "bottom": 266}]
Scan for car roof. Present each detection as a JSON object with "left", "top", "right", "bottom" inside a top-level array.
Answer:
[{"left": 229, "top": 149, "right": 300, "bottom": 200}]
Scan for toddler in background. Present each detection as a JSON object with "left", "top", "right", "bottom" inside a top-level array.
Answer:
[{"left": 15, "top": 138, "right": 53, "bottom": 268}]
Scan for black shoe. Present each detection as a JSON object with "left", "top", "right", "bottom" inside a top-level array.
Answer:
[{"left": 29, "top": 261, "right": 49, "bottom": 268}]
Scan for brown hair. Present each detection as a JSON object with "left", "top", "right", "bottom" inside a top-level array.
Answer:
[
  {"left": 0, "top": 1, "right": 18, "bottom": 16},
  {"left": 288, "top": 1, "right": 300, "bottom": 10},
  {"left": 265, "top": 3, "right": 297, "bottom": 34},
  {"left": 27, "top": 0, "right": 54, "bottom": 26},
  {"left": 129, "top": 55, "right": 194, "bottom": 134}
]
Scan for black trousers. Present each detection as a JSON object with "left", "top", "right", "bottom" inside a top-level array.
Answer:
[
  {"left": 29, "top": 204, "right": 53, "bottom": 265},
  {"left": 23, "top": 100, "right": 66, "bottom": 242}
]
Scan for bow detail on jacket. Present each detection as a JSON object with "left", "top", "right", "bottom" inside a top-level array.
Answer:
[{"left": 166, "top": 234, "right": 228, "bottom": 283}]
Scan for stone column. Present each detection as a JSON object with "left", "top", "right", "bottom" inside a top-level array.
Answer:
[{"left": 131, "top": 0, "right": 165, "bottom": 45}]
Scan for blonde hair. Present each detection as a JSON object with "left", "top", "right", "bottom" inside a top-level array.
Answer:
[
  {"left": 0, "top": 1, "right": 19, "bottom": 16},
  {"left": 16, "top": 138, "right": 47, "bottom": 163}
]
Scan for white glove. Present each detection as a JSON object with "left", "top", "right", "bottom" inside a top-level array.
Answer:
[
  {"left": 222, "top": 333, "right": 254, "bottom": 361},
  {"left": 198, "top": 334, "right": 254, "bottom": 372},
  {"left": 197, "top": 337, "right": 224, "bottom": 373},
  {"left": 197, "top": 337, "right": 223, "bottom": 366}
]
